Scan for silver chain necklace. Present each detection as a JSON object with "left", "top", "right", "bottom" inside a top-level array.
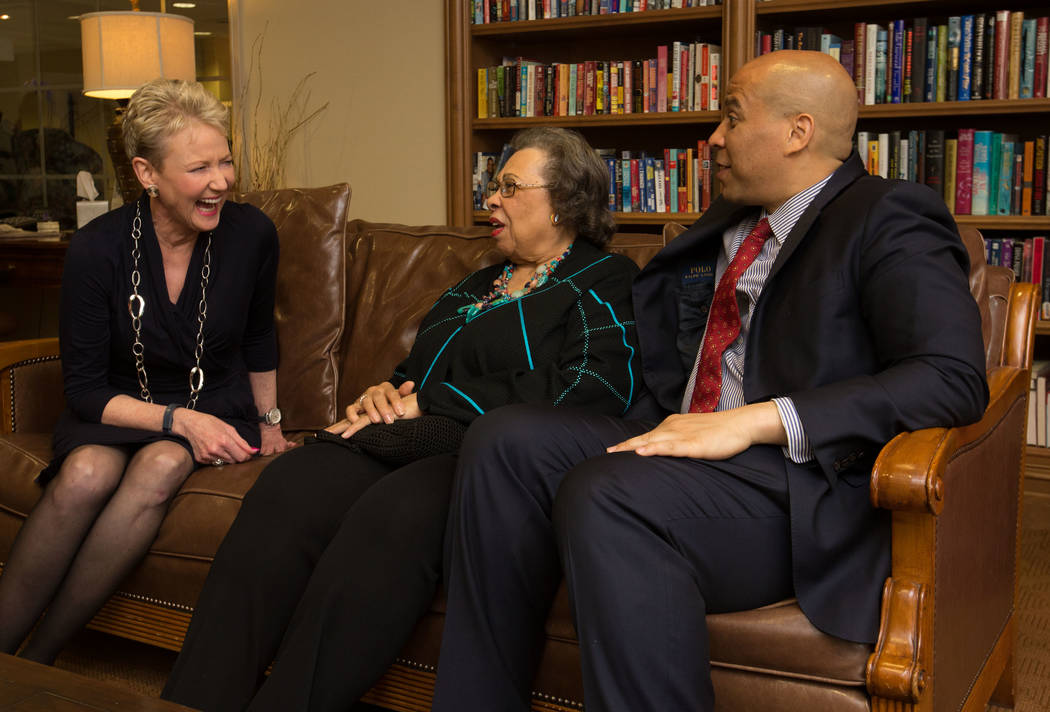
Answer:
[{"left": 128, "top": 200, "right": 212, "bottom": 409}]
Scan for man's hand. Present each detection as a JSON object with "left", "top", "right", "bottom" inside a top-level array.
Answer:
[{"left": 606, "top": 402, "right": 787, "bottom": 459}]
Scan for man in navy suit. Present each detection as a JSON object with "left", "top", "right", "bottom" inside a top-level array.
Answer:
[{"left": 431, "top": 50, "right": 988, "bottom": 712}]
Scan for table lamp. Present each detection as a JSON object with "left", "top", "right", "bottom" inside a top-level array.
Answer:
[{"left": 80, "top": 1, "right": 195, "bottom": 203}]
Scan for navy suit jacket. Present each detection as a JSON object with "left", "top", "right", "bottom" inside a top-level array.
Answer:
[{"left": 629, "top": 154, "right": 989, "bottom": 643}]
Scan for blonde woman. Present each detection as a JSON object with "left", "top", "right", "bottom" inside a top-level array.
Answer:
[{"left": 0, "top": 78, "right": 293, "bottom": 664}]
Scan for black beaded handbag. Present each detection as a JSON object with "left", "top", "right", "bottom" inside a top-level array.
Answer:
[{"left": 307, "top": 415, "right": 467, "bottom": 467}]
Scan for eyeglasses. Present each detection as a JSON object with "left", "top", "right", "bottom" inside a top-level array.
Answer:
[{"left": 486, "top": 179, "right": 553, "bottom": 198}]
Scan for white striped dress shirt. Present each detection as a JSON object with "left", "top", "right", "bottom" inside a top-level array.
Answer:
[{"left": 679, "top": 174, "right": 834, "bottom": 464}]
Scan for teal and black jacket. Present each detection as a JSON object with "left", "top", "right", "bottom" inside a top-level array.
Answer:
[{"left": 392, "top": 239, "right": 640, "bottom": 424}]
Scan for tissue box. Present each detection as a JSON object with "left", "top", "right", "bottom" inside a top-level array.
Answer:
[{"left": 77, "top": 200, "right": 109, "bottom": 229}]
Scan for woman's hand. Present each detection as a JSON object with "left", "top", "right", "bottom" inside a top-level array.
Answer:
[
  {"left": 259, "top": 424, "right": 296, "bottom": 456},
  {"left": 326, "top": 381, "right": 422, "bottom": 438},
  {"left": 171, "top": 408, "right": 258, "bottom": 465}
]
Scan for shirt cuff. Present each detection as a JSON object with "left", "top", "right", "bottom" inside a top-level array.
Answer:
[{"left": 772, "top": 397, "right": 815, "bottom": 464}]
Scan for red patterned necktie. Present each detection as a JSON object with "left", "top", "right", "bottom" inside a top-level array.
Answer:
[{"left": 688, "top": 218, "right": 773, "bottom": 413}]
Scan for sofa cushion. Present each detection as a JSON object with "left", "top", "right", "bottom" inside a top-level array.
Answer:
[
  {"left": 235, "top": 184, "right": 352, "bottom": 431},
  {"left": 337, "top": 221, "right": 501, "bottom": 406}
]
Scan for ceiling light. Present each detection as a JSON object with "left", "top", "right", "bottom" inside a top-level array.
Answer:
[
  {"left": 172, "top": 2, "right": 196, "bottom": 7},
  {"left": 194, "top": 31, "right": 212, "bottom": 36}
]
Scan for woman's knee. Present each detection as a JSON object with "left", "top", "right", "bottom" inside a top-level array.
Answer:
[
  {"left": 47, "top": 447, "right": 125, "bottom": 512},
  {"left": 122, "top": 443, "right": 194, "bottom": 508}
]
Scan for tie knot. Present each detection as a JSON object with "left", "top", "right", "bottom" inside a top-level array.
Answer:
[{"left": 749, "top": 217, "right": 772, "bottom": 243}]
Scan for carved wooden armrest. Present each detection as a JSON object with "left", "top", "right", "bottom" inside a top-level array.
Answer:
[{"left": 864, "top": 364, "right": 1027, "bottom": 705}]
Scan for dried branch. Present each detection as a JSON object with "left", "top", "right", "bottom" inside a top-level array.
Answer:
[{"left": 231, "top": 25, "right": 329, "bottom": 192}]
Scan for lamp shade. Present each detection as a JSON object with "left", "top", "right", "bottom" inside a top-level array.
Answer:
[{"left": 80, "top": 11, "right": 195, "bottom": 99}]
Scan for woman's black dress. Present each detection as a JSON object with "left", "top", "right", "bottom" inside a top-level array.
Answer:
[{"left": 41, "top": 193, "right": 279, "bottom": 481}]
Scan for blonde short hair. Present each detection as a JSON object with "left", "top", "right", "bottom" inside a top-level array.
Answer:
[{"left": 122, "top": 78, "right": 229, "bottom": 165}]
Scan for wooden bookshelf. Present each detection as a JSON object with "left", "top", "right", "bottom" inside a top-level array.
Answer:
[{"left": 448, "top": 0, "right": 1049, "bottom": 234}]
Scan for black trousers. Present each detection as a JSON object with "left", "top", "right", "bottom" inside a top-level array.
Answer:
[
  {"left": 161, "top": 442, "right": 456, "bottom": 712},
  {"left": 431, "top": 405, "right": 795, "bottom": 712}
]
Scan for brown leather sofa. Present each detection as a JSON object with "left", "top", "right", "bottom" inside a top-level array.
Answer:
[{"left": 0, "top": 184, "right": 1035, "bottom": 712}]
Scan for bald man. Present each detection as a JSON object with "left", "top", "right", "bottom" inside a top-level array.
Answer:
[{"left": 431, "top": 51, "right": 988, "bottom": 712}]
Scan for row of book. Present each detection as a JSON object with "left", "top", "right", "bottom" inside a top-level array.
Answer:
[
  {"left": 477, "top": 42, "right": 721, "bottom": 118},
  {"left": 758, "top": 11, "right": 1050, "bottom": 105},
  {"left": 857, "top": 131, "right": 1049, "bottom": 217},
  {"left": 472, "top": 142, "right": 717, "bottom": 213},
  {"left": 1028, "top": 360, "right": 1050, "bottom": 447},
  {"left": 471, "top": 0, "right": 720, "bottom": 24}
]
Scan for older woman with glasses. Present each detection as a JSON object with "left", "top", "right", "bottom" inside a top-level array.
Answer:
[{"left": 163, "top": 126, "right": 640, "bottom": 712}]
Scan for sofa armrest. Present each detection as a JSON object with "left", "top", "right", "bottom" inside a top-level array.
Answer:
[
  {"left": 0, "top": 337, "right": 63, "bottom": 434},
  {"left": 864, "top": 363, "right": 1026, "bottom": 706}
]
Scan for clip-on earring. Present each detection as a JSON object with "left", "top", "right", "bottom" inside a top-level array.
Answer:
[
  {"left": 146, "top": 184, "right": 159, "bottom": 198},
  {"left": 550, "top": 213, "right": 560, "bottom": 225}
]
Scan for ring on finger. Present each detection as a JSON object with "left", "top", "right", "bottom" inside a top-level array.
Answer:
[
  {"left": 212, "top": 458, "right": 226, "bottom": 466},
  {"left": 358, "top": 394, "right": 368, "bottom": 405}
]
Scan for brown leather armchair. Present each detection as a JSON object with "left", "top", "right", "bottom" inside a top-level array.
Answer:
[{"left": 0, "top": 189, "right": 1034, "bottom": 712}]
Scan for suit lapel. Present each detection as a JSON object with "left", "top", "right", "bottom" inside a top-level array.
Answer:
[{"left": 767, "top": 153, "right": 867, "bottom": 282}]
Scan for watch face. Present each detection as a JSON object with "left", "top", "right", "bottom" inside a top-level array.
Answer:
[{"left": 266, "top": 407, "right": 282, "bottom": 426}]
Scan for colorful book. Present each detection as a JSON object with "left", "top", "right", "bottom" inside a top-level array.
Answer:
[
  {"left": 1008, "top": 11, "right": 1024, "bottom": 99},
  {"left": 1036, "top": 17, "right": 1048, "bottom": 99},
  {"left": 1021, "top": 18, "right": 1037, "bottom": 98},
  {"left": 998, "top": 134, "right": 1017, "bottom": 215},
  {"left": 925, "top": 24, "right": 938, "bottom": 102},
  {"left": 936, "top": 23, "right": 949, "bottom": 101},
  {"left": 958, "top": 15, "right": 974, "bottom": 100},
  {"left": 956, "top": 128, "right": 974, "bottom": 215},
  {"left": 947, "top": 16, "right": 961, "bottom": 102},
  {"left": 1034, "top": 136, "right": 1047, "bottom": 216},
  {"left": 1023, "top": 140, "right": 1035, "bottom": 216},
  {"left": 972, "top": 130, "right": 993, "bottom": 216},
  {"left": 891, "top": 19, "right": 905, "bottom": 103},
  {"left": 972, "top": 14, "right": 987, "bottom": 99},
  {"left": 994, "top": 10, "right": 1010, "bottom": 99}
]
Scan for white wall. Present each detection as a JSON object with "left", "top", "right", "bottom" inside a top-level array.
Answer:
[{"left": 231, "top": 0, "right": 447, "bottom": 224}]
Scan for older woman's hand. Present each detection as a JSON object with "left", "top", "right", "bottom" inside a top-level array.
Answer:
[
  {"left": 325, "top": 381, "right": 422, "bottom": 438},
  {"left": 172, "top": 408, "right": 258, "bottom": 465}
]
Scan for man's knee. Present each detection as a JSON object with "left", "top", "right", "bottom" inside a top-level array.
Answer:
[{"left": 553, "top": 453, "right": 640, "bottom": 544}]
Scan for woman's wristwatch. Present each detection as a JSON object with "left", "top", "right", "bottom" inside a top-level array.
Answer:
[{"left": 257, "top": 407, "right": 282, "bottom": 426}]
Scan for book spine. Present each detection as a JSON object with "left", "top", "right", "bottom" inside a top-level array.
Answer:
[
  {"left": 657, "top": 46, "right": 668, "bottom": 112},
  {"left": 891, "top": 19, "right": 905, "bottom": 103},
  {"left": 989, "top": 133, "right": 1001, "bottom": 215},
  {"left": 955, "top": 128, "right": 974, "bottom": 214},
  {"left": 671, "top": 41, "right": 682, "bottom": 111},
  {"left": 936, "top": 24, "right": 948, "bottom": 101},
  {"left": 630, "top": 158, "right": 641, "bottom": 211},
  {"left": 876, "top": 28, "right": 888, "bottom": 103},
  {"left": 1022, "top": 19, "right": 1036, "bottom": 98},
  {"left": 1008, "top": 11, "right": 1023, "bottom": 99},
  {"left": 925, "top": 25, "right": 938, "bottom": 102},
  {"left": 1034, "top": 136, "right": 1047, "bottom": 216},
  {"left": 854, "top": 22, "right": 866, "bottom": 103},
  {"left": 972, "top": 14, "right": 986, "bottom": 99},
  {"left": 995, "top": 10, "right": 1010, "bottom": 99},
  {"left": 911, "top": 17, "right": 927, "bottom": 102},
  {"left": 925, "top": 129, "right": 945, "bottom": 195},
  {"left": 709, "top": 50, "right": 720, "bottom": 111},
  {"left": 972, "top": 130, "right": 993, "bottom": 216},
  {"left": 958, "top": 15, "right": 974, "bottom": 100},
  {"left": 947, "top": 16, "right": 961, "bottom": 102},
  {"left": 944, "top": 138, "right": 957, "bottom": 212},
  {"left": 865, "top": 24, "right": 879, "bottom": 104},
  {"left": 1036, "top": 17, "right": 1049, "bottom": 99},
  {"left": 477, "top": 68, "right": 488, "bottom": 119},
  {"left": 998, "top": 137, "right": 1015, "bottom": 215},
  {"left": 1023, "top": 140, "right": 1035, "bottom": 216}
]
